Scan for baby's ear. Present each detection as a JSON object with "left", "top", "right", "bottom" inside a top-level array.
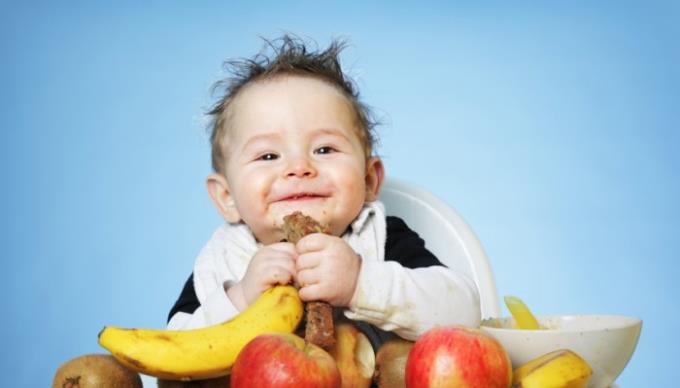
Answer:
[
  {"left": 364, "top": 157, "right": 385, "bottom": 202},
  {"left": 206, "top": 173, "right": 241, "bottom": 223}
]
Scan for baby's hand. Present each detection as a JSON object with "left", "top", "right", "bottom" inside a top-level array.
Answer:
[
  {"left": 294, "top": 234, "right": 361, "bottom": 307},
  {"left": 228, "top": 242, "right": 297, "bottom": 310}
]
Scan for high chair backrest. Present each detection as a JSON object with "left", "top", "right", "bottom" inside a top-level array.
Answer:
[{"left": 379, "top": 178, "right": 501, "bottom": 319}]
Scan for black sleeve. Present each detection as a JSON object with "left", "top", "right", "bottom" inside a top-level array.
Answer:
[
  {"left": 167, "top": 273, "right": 200, "bottom": 323},
  {"left": 385, "top": 216, "right": 443, "bottom": 268}
]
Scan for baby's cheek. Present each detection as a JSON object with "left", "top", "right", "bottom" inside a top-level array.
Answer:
[{"left": 337, "top": 172, "right": 365, "bottom": 200}]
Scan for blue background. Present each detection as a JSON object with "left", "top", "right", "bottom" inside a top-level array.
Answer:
[{"left": 2, "top": 1, "right": 677, "bottom": 386}]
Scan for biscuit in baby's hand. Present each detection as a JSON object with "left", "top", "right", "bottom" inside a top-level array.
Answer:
[
  {"left": 282, "top": 211, "right": 331, "bottom": 243},
  {"left": 282, "top": 211, "right": 335, "bottom": 349}
]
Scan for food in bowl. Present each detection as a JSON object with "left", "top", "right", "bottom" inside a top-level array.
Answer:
[{"left": 480, "top": 315, "right": 641, "bottom": 388}]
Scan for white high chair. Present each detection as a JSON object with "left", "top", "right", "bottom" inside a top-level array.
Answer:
[{"left": 379, "top": 178, "right": 501, "bottom": 319}]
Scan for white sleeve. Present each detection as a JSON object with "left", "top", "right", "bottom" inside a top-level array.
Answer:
[
  {"left": 167, "top": 283, "right": 241, "bottom": 330},
  {"left": 167, "top": 224, "right": 254, "bottom": 330},
  {"left": 343, "top": 260, "right": 481, "bottom": 340}
]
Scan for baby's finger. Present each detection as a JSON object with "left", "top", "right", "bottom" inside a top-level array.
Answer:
[
  {"left": 295, "top": 268, "right": 319, "bottom": 289},
  {"left": 298, "top": 283, "right": 324, "bottom": 302},
  {"left": 268, "top": 242, "right": 298, "bottom": 257},
  {"left": 296, "top": 251, "right": 322, "bottom": 271},
  {"left": 266, "top": 254, "right": 297, "bottom": 274},
  {"left": 295, "top": 233, "right": 330, "bottom": 254},
  {"left": 267, "top": 265, "right": 295, "bottom": 286}
]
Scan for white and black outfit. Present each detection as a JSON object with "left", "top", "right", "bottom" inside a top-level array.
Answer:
[{"left": 167, "top": 201, "right": 481, "bottom": 349}]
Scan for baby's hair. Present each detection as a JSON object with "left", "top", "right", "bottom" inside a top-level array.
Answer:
[{"left": 207, "top": 35, "right": 378, "bottom": 174}]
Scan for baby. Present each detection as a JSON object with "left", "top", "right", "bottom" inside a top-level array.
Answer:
[{"left": 167, "top": 36, "right": 481, "bottom": 347}]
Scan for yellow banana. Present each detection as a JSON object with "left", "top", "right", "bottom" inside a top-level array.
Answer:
[
  {"left": 512, "top": 349, "right": 593, "bottom": 388},
  {"left": 99, "top": 285, "right": 303, "bottom": 380},
  {"left": 504, "top": 295, "right": 541, "bottom": 330}
]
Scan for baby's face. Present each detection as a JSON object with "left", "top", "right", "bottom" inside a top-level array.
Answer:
[{"left": 221, "top": 75, "right": 378, "bottom": 244}]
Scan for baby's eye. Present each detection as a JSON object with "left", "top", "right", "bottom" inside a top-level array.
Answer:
[
  {"left": 314, "top": 146, "right": 337, "bottom": 155},
  {"left": 257, "top": 153, "right": 279, "bottom": 161}
]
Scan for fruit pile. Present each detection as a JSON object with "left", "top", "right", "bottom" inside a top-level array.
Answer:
[
  {"left": 55, "top": 290, "right": 593, "bottom": 388},
  {"left": 53, "top": 213, "right": 592, "bottom": 387}
]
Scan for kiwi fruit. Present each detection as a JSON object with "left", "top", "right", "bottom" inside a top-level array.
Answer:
[
  {"left": 157, "top": 375, "right": 230, "bottom": 387},
  {"left": 52, "top": 353, "right": 142, "bottom": 388},
  {"left": 373, "top": 338, "right": 414, "bottom": 388}
]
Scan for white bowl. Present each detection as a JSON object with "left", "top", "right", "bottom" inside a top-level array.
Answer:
[{"left": 480, "top": 315, "right": 642, "bottom": 388}]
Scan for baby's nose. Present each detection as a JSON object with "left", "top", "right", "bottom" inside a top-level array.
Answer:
[{"left": 285, "top": 156, "right": 317, "bottom": 178}]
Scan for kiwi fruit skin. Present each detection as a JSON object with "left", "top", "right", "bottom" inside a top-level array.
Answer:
[
  {"left": 52, "top": 354, "right": 142, "bottom": 388},
  {"left": 374, "top": 338, "right": 414, "bottom": 388}
]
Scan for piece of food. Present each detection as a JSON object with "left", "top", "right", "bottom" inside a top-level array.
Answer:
[
  {"left": 52, "top": 354, "right": 142, "bottom": 388},
  {"left": 283, "top": 211, "right": 335, "bottom": 349},
  {"left": 98, "top": 285, "right": 303, "bottom": 380},
  {"left": 328, "top": 322, "right": 375, "bottom": 388},
  {"left": 405, "top": 326, "right": 512, "bottom": 388},
  {"left": 512, "top": 349, "right": 592, "bottom": 388},
  {"left": 282, "top": 211, "right": 330, "bottom": 242},
  {"left": 230, "top": 333, "right": 341, "bottom": 388},
  {"left": 373, "top": 338, "right": 414, "bottom": 388},
  {"left": 304, "top": 300, "right": 336, "bottom": 350},
  {"left": 504, "top": 295, "right": 541, "bottom": 330}
]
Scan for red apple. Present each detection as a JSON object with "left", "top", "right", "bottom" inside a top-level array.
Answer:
[
  {"left": 230, "top": 333, "right": 341, "bottom": 388},
  {"left": 405, "top": 326, "right": 511, "bottom": 388}
]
